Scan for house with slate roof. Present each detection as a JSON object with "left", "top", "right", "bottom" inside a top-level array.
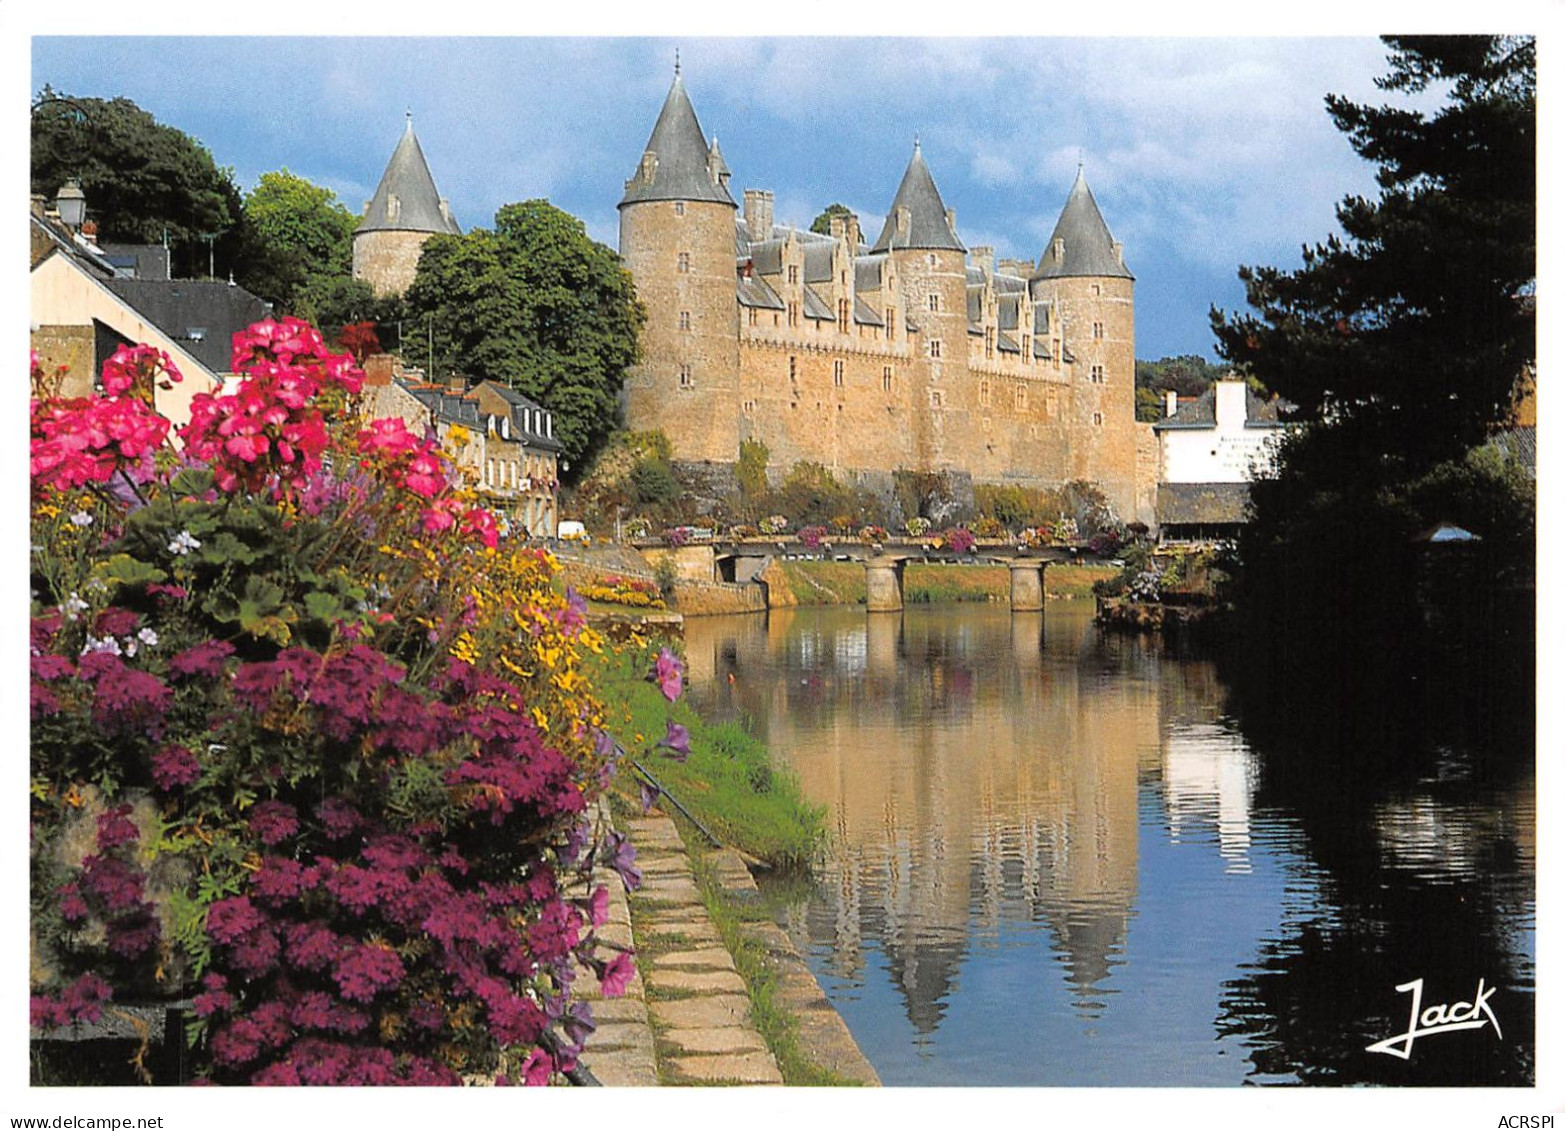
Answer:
[
  {"left": 30, "top": 194, "right": 268, "bottom": 427},
  {"left": 361, "top": 357, "right": 564, "bottom": 538},
  {"left": 353, "top": 114, "right": 461, "bottom": 298},
  {"left": 618, "top": 68, "right": 1153, "bottom": 524},
  {"left": 1152, "top": 378, "right": 1293, "bottom": 543}
]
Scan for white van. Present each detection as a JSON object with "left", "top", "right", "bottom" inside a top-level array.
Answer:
[{"left": 557, "top": 521, "right": 590, "bottom": 544}]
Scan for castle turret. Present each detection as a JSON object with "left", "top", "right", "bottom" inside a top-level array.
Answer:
[
  {"left": 872, "top": 141, "right": 969, "bottom": 472},
  {"left": 352, "top": 114, "right": 460, "bottom": 298},
  {"left": 618, "top": 70, "right": 740, "bottom": 464},
  {"left": 1030, "top": 167, "right": 1139, "bottom": 521}
]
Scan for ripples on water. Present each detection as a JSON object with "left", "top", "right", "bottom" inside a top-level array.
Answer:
[{"left": 683, "top": 603, "right": 1535, "bottom": 1086}]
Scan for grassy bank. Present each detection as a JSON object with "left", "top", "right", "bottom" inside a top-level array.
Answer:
[
  {"left": 588, "top": 639, "right": 823, "bottom": 869},
  {"left": 776, "top": 559, "right": 1116, "bottom": 606}
]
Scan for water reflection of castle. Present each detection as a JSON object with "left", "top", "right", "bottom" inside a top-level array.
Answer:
[{"left": 684, "top": 607, "right": 1260, "bottom": 1033}]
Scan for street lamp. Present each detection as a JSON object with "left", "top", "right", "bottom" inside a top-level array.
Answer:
[{"left": 55, "top": 179, "right": 86, "bottom": 230}]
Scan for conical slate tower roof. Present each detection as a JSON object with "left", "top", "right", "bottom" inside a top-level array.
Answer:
[
  {"left": 871, "top": 142, "right": 965, "bottom": 253},
  {"left": 357, "top": 116, "right": 460, "bottom": 236},
  {"left": 619, "top": 74, "right": 735, "bottom": 208},
  {"left": 1032, "top": 168, "right": 1132, "bottom": 280}
]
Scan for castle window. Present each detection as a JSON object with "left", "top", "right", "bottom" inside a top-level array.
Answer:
[
  {"left": 788, "top": 356, "right": 797, "bottom": 380},
  {"left": 886, "top": 309, "right": 896, "bottom": 336},
  {"left": 930, "top": 390, "right": 943, "bottom": 409},
  {"left": 788, "top": 265, "right": 799, "bottom": 285},
  {"left": 1093, "top": 321, "right": 1105, "bottom": 340},
  {"left": 1022, "top": 334, "right": 1030, "bottom": 361},
  {"left": 838, "top": 299, "right": 850, "bottom": 334},
  {"left": 1091, "top": 282, "right": 1100, "bottom": 296},
  {"left": 1091, "top": 364, "right": 1105, "bottom": 384},
  {"left": 677, "top": 252, "right": 690, "bottom": 273},
  {"left": 927, "top": 294, "right": 940, "bottom": 313},
  {"left": 929, "top": 339, "right": 942, "bottom": 359},
  {"left": 787, "top": 302, "right": 798, "bottom": 328},
  {"left": 927, "top": 253, "right": 937, "bottom": 267},
  {"left": 679, "top": 364, "right": 693, "bottom": 388},
  {"left": 674, "top": 201, "right": 685, "bottom": 216},
  {"left": 882, "top": 366, "right": 893, "bottom": 393},
  {"left": 1093, "top": 411, "right": 1104, "bottom": 426},
  {"left": 985, "top": 328, "right": 994, "bottom": 359},
  {"left": 679, "top": 310, "right": 691, "bottom": 331},
  {"left": 1015, "top": 386, "right": 1028, "bottom": 412},
  {"left": 743, "top": 400, "right": 756, "bottom": 414},
  {"left": 748, "top": 307, "right": 757, "bottom": 327},
  {"left": 1052, "top": 338, "right": 1061, "bottom": 365},
  {"left": 833, "top": 359, "right": 844, "bottom": 387}
]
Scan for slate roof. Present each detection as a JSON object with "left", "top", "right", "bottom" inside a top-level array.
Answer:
[
  {"left": 619, "top": 75, "right": 735, "bottom": 208},
  {"left": 358, "top": 117, "right": 460, "bottom": 236},
  {"left": 855, "top": 256, "right": 886, "bottom": 292},
  {"left": 870, "top": 143, "right": 965, "bottom": 253},
  {"left": 99, "top": 243, "right": 170, "bottom": 280},
  {"left": 101, "top": 279, "right": 274, "bottom": 373},
  {"left": 1156, "top": 482, "right": 1253, "bottom": 526},
  {"left": 475, "top": 380, "right": 566, "bottom": 452},
  {"left": 1032, "top": 169, "right": 1132, "bottom": 281},
  {"left": 853, "top": 296, "right": 885, "bottom": 327},
  {"left": 801, "top": 285, "right": 834, "bottom": 321},
  {"left": 736, "top": 271, "right": 784, "bottom": 310},
  {"left": 997, "top": 331, "right": 1020, "bottom": 354},
  {"left": 1152, "top": 384, "right": 1294, "bottom": 431}
]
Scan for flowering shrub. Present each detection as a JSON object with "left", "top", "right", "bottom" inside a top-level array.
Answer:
[
  {"left": 576, "top": 576, "right": 665, "bottom": 610},
  {"left": 905, "top": 517, "right": 931, "bottom": 537},
  {"left": 30, "top": 322, "right": 637, "bottom": 1086},
  {"left": 728, "top": 524, "right": 759, "bottom": 539},
  {"left": 858, "top": 525, "right": 888, "bottom": 544},
  {"left": 663, "top": 527, "right": 690, "bottom": 549},
  {"left": 1087, "top": 529, "right": 1124, "bottom": 556},
  {"left": 797, "top": 525, "right": 828, "bottom": 551},
  {"left": 1126, "top": 570, "right": 1163, "bottom": 603},
  {"left": 970, "top": 516, "right": 1004, "bottom": 539},
  {"left": 943, "top": 527, "right": 977, "bottom": 554},
  {"left": 1047, "top": 516, "right": 1081, "bottom": 545},
  {"left": 623, "top": 517, "right": 652, "bottom": 539},
  {"left": 758, "top": 515, "right": 789, "bottom": 536}
]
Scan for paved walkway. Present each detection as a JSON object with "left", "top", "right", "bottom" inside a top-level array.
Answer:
[{"left": 575, "top": 806, "right": 782, "bottom": 1085}]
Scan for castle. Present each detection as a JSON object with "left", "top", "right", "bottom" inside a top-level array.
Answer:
[{"left": 618, "top": 70, "right": 1155, "bottom": 524}]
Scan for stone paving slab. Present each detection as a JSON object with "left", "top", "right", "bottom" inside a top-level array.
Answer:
[
  {"left": 583, "top": 1047, "right": 660, "bottom": 1087},
  {"left": 663, "top": 1051, "right": 783, "bottom": 1086},
  {"left": 586, "top": 1020, "right": 655, "bottom": 1055},
  {"left": 651, "top": 947, "right": 737, "bottom": 972},
  {"left": 634, "top": 878, "right": 702, "bottom": 903},
  {"left": 647, "top": 993, "right": 751, "bottom": 1030},
  {"left": 657, "top": 1026, "right": 769, "bottom": 1055},
  {"left": 646, "top": 968, "right": 748, "bottom": 995}
]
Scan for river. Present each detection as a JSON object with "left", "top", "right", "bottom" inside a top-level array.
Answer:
[{"left": 681, "top": 601, "right": 1535, "bottom": 1087}]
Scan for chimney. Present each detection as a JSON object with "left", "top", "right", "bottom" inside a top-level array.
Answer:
[
  {"left": 829, "top": 214, "right": 846, "bottom": 240},
  {"left": 1164, "top": 390, "right": 1179, "bottom": 418},
  {"left": 743, "top": 189, "right": 774, "bottom": 239},
  {"left": 1113, "top": 240, "right": 1124, "bottom": 267},
  {"left": 363, "top": 353, "right": 395, "bottom": 388},
  {"left": 845, "top": 213, "right": 861, "bottom": 248},
  {"left": 30, "top": 194, "right": 46, "bottom": 221},
  {"left": 971, "top": 246, "right": 994, "bottom": 276},
  {"left": 639, "top": 151, "right": 657, "bottom": 181}
]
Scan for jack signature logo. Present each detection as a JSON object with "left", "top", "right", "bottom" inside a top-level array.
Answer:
[{"left": 1366, "top": 977, "right": 1502, "bottom": 1060}]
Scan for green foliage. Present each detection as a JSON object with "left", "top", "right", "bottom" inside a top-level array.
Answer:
[
  {"left": 809, "top": 202, "right": 855, "bottom": 238},
  {"left": 629, "top": 457, "right": 679, "bottom": 507},
  {"left": 736, "top": 439, "right": 770, "bottom": 505},
  {"left": 974, "top": 483, "right": 1054, "bottom": 529},
  {"left": 1210, "top": 35, "right": 1535, "bottom": 472},
  {"left": 402, "top": 199, "right": 645, "bottom": 475},
  {"left": 239, "top": 169, "right": 358, "bottom": 311},
  {"left": 31, "top": 87, "right": 244, "bottom": 280}
]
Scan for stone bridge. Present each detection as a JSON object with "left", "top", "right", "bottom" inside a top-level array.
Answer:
[{"left": 637, "top": 538, "right": 1093, "bottom": 614}]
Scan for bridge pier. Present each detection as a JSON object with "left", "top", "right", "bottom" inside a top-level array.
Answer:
[
  {"left": 865, "top": 557, "right": 907, "bottom": 612},
  {"left": 1007, "top": 560, "right": 1047, "bottom": 612}
]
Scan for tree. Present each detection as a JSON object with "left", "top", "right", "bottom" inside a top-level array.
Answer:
[
  {"left": 1210, "top": 36, "right": 1535, "bottom": 474},
  {"left": 240, "top": 169, "right": 359, "bottom": 310},
  {"left": 31, "top": 88, "right": 244, "bottom": 281},
  {"left": 402, "top": 200, "right": 645, "bottom": 475},
  {"left": 809, "top": 202, "right": 855, "bottom": 238},
  {"left": 1133, "top": 354, "right": 1229, "bottom": 421}
]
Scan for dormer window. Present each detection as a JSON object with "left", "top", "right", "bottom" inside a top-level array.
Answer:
[
  {"left": 788, "top": 265, "right": 799, "bottom": 285},
  {"left": 501, "top": 416, "right": 511, "bottom": 439}
]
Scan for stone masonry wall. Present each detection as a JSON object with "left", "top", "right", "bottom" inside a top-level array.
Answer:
[{"left": 352, "top": 229, "right": 434, "bottom": 299}]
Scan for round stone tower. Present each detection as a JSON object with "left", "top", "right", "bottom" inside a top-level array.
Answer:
[
  {"left": 353, "top": 114, "right": 461, "bottom": 299},
  {"left": 617, "top": 70, "right": 740, "bottom": 465},
  {"left": 871, "top": 141, "right": 969, "bottom": 473},
  {"left": 1030, "top": 169, "right": 1138, "bottom": 522}
]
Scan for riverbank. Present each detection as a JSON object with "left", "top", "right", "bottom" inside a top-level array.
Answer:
[{"left": 769, "top": 560, "right": 1116, "bottom": 607}]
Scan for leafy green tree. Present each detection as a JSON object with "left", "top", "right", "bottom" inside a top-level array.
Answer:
[
  {"left": 1211, "top": 36, "right": 1534, "bottom": 472},
  {"left": 31, "top": 87, "right": 244, "bottom": 280},
  {"left": 402, "top": 200, "right": 644, "bottom": 475},
  {"left": 809, "top": 202, "right": 855, "bottom": 238},
  {"left": 240, "top": 169, "right": 358, "bottom": 310}
]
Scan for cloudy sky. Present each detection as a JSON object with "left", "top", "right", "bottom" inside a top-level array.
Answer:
[{"left": 24, "top": 33, "right": 1429, "bottom": 361}]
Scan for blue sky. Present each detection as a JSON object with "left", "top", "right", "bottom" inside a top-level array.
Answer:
[{"left": 26, "top": 35, "right": 1414, "bottom": 361}]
